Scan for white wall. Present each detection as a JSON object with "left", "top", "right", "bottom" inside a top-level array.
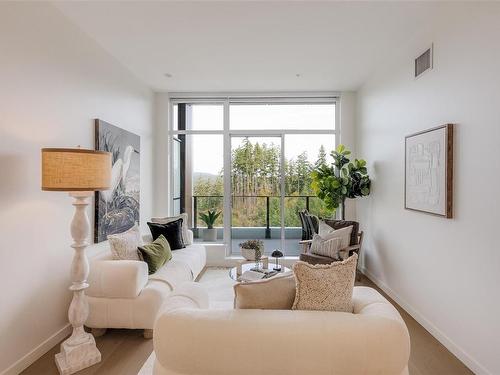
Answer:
[
  {"left": 0, "top": 3, "right": 154, "bottom": 374},
  {"left": 339, "top": 92, "right": 357, "bottom": 220},
  {"left": 153, "top": 93, "right": 170, "bottom": 216},
  {"left": 356, "top": 3, "right": 500, "bottom": 375}
]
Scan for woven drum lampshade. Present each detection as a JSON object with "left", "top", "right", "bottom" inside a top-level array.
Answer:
[{"left": 41, "top": 148, "right": 111, "bottom": 191}]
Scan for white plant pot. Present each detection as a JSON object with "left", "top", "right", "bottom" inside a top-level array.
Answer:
[
  {"left": 240, "top": 247, "right": 261, "bottom": 261},
  {"left": 203, "top": 228, "right": 217, "bottom": 242}
]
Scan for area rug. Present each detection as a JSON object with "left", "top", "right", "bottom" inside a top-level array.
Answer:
[{"left": 137, "top": 267, "right": 235, "bottom": 374}]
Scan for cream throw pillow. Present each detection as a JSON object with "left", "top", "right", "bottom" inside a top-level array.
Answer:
[
  {"left": 318, "top": 220, "right": 335, "bottom": 236},
  {"left": 151, "top": 213, "right": 191, "bottom": 245},
  {"left": 292, "top": 254, "right": 357, "bottom": 312},
  {"left": 310, "top": 234, "right": 343, "bottom": 259},
  {"left": 318, "top": 223, "right": 353, "bottom": 249},
  {"left": 234, "top": 273, "right": 296, "bottom": 310},
  {"left": 108, "top": 223, "right": 143, "bottom": 261}
]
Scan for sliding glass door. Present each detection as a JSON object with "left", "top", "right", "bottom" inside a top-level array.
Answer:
[
  {"left": 170, "top": 96, "right": 338, "bottom": 256},
  {"left": 230, "top": 136, "right": 283, "bottom": 255},
  {"left": 283, "top": 134, "right": 336, "bottom": 250}
]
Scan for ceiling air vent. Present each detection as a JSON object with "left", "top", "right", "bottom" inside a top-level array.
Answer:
[{"left": 415, "top": 45, "right": 433, "bottom": 78}]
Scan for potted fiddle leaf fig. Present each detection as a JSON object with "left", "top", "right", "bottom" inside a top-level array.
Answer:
[
  {"left": 311, "top": 144, "right": 371, "bottom": 220},
  {"left": 199, "top": 209, "right": 221, "bottom": 242}
]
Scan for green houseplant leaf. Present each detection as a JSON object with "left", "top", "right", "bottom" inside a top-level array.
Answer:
[
  {"left": 310, "top": 144, "right": 371, "bottom": 219},
  {"left": 199, "top": 209, "right": 221, "bottom": 229}
]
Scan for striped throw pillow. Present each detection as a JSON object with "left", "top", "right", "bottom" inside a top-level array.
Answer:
[
  {"left": 310, "top": 234, "right": 343, "bottom": 260},
  {"left": 320, "top": 225, "right": 353, "bottom": 249}
]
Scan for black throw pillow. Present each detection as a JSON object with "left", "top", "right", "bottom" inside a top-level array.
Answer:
[{"left": 147, "top": 219, "right": 185, "bottom": 250}]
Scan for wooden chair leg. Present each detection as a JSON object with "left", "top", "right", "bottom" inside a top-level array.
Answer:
[
  {"left": 143, "top": 329, "right": 153, "bottom": 339},
  {"left": 356, "top": 270, "right": 362, "bottom": 282},
  {"left": 355, "top": 254, "right": 362, "bottom": 282},
  {"left": 301, "top": 242, "right": 308, "bottom": 254},
  {"left": 91, "top": 328, "right": 107, "bottom": 338}
]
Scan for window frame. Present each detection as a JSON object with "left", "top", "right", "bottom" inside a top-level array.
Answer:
[{"left": 168, "top": 93, "right": 340, "bottom": 255}]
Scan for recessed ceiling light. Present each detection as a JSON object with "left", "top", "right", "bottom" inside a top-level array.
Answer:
[{"left": 164, "top": 73, "right": 173, "bottom": 78}]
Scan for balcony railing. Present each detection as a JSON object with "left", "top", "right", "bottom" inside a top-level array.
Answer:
[{"left": 193, "top": 195, "right": 321, "bottom": 239}]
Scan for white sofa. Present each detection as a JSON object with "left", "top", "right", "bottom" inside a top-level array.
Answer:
[
  {"left": 153, "top": 283, "right": 410, "bottom": 375},
  {"left": 85, "top": 230, "right": 206, "bottom": 337}
]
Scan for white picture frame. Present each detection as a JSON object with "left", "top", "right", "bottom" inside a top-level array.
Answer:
[{"left": 405, "top": 124, "right": 453, "bottom": 218}]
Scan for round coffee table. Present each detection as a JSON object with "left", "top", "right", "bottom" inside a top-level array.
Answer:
[{"left": 229, "top": 262, "right": 291, "bottom": 282}]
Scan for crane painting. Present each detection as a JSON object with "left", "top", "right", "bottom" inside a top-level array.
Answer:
[{"left": 94, "top": 119, "right": 140, "bottom": 242}]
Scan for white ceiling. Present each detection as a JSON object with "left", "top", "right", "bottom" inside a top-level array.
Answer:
[{"left": 54, "top": 1, "right": 442, "bottom": 92}]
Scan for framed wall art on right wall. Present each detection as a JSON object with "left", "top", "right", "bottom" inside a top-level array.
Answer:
[{"left": 405, "top": 124, "right": 454, "bottom": 218}]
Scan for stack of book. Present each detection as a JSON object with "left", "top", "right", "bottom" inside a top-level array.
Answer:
[{"left": 240, "top": 267, "right": 278, "bottom": 282}]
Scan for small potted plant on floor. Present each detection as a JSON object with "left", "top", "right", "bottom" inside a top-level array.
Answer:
[
  {"left": 199, "top": 209, "right": 221, "bottom": 242},
  {"left": 239, "top": 239, "right": 264, "bottom": 263}
]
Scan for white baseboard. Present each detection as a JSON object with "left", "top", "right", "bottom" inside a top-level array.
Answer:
[
  {"left": 1, "top": 324, "right": 71, "bottom": 375},
  {"left": 361, "top": 267, "right": 491, "bottom": 375}
]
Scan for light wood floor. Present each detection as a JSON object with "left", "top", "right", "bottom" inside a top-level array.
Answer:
[{"left": 22, "top": 272, "right": 473, "bottom": 375}]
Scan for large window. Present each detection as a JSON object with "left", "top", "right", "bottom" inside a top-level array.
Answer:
[
  {"left": 230, "top": 103, "right": 335, "bottom": 130},
  {"left": 172, "top": 103, "right": 223, "bottom": 131},
  {"left": 172, "top": 134, "right": 224, "bottom": 239},
  {"left": 170, "top": 96, "right": 338, "bottom": 256}
]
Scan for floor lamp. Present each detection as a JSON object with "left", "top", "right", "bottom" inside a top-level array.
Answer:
[{"left": 41, "top": 148, "right": 111, "bottom": 375}]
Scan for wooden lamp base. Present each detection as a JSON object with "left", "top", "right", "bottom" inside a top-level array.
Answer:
[
  {"left": 55, "top": 192, "right": 101, "bottom": 374},
  {"left": 55, "top": 332, "right": 101, "bottom": 375}
]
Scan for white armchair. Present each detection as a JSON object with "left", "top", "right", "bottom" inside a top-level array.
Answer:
[
  {"left": 85, "top": 252, "right": 170, "bottom": 338},
  {"left": 85, "top": 231, "right": 206, "bottom": 338},
  {"left": 87, "top": 260, "right": 148, "bottom": 299}
]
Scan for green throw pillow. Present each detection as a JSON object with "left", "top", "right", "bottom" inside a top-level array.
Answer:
[{"left": 138, "top": 235, "right": 172, "bottom": 275}]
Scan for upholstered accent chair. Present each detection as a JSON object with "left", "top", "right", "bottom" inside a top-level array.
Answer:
[
  {"left": 298, "top": 209, "right": 319, "bottom": 241},
  {"left": 299, "top": 218, "right": 364, "bottom": 281}
]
